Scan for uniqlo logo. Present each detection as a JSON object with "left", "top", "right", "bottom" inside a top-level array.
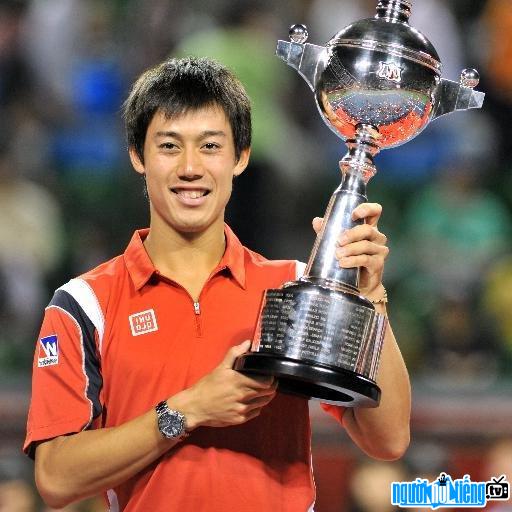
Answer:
[{"left": 129, "top": 309, "right": 158, "bottom": 336}]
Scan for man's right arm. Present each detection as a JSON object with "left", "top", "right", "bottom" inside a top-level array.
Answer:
[{"left": 35, "top": 340, "right": 276, "bottom": 509}]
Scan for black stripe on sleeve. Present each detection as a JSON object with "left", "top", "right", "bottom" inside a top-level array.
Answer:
[{"left": 49, "top": 289, "right": 103, "bottom": 423}]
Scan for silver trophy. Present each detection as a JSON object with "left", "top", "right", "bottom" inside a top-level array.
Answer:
[{"left": 234, "top": 0, "right": 484, "bottom": 406}]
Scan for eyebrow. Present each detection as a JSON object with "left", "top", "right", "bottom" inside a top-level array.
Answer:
[{"left": 154, "top": 130, "right": 227, "bottom": 140}]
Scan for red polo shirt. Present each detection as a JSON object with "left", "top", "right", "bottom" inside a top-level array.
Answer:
[{"left": 24, "top": 225, "right": 345, "bottom": 511}]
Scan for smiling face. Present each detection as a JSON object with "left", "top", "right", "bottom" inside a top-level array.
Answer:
[{"left": 130, "top": 105, "right": 250, "bottom": 237}]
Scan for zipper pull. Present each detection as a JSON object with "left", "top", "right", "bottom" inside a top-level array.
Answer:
[{"left": 193, "top": 302, "right": 201, "bottom": 315}]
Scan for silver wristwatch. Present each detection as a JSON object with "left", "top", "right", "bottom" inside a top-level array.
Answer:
[{"left": 155, "top": 401, "right": 189, "bottom": 440}]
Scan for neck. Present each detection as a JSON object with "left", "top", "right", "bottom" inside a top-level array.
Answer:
[{"left": 144, "top": 218, "right": 226, "bottom": 284}]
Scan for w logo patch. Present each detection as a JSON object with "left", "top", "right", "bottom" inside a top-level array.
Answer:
[{"left": 38, "top": 335, "right": 59, "bottom": 367}]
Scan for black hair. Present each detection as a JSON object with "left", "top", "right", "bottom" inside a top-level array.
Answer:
[{"left": 123, "top": 56, "right": 252, "bottom": 162}]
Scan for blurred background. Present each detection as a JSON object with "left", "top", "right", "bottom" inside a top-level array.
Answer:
[{"left": 0, "top": 0, "right": 511, "bottom": 510}]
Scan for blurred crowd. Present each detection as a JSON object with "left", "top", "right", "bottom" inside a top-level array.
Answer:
[{"left": 0, "top": 0, "right": 511, "bottom": 510}]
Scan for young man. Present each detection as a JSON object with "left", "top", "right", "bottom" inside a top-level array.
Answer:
[{"left": 24, "top": 57, "right": 410, "bottom": 511}]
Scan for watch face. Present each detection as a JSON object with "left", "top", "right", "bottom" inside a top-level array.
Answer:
[{"left": 158, "top": 408, "right": 185, "bottom": 439}]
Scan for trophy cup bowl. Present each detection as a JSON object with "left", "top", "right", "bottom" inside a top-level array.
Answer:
[
  {"left": 316, "top": 18, "right": 439, "bottom": 148},
  {"left": 234, "top": 0, "right": 485, "bottom": 407}
]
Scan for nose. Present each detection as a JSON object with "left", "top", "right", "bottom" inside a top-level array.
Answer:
[{"left": 177, "top": 149, "right": 204, "bottom": 181}]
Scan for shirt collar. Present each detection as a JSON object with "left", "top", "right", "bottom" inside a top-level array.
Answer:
[
  {"left": 123, "top": 229, "right": 154, "bottom": 290},
  {"left": 123, "top": 224, "right": 246, "bottom": 291},
  {"left": 219, "top": 224, "right": 246, "bottom": 289}
]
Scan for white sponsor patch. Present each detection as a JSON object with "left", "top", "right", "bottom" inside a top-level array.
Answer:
[
  {"left": 38, "top": 335, "right": 59, "bottom": 367},
  {"left": 129, "top": 309, "right": 158, "bottom": 336}
]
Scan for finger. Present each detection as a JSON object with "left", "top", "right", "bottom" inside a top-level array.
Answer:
[
  {"left": 337, "top": 224, "right": 387, "bottom": 247},
  {"left": 336, "top": 240, "right": 389, "bottom": 259},
  {"left": 239, "top": 407, "right": 265, "bottom": 424},
  {"left": 243, "top": 391, "right": 277, "bottom": 409},
  {"left": 246, "top": 379, "right": 278, "bottom": 396},
  {"left": 231, "top": 371, "right": 276, "bottom": 391},
  {"left": 244, "top": 373, "right": 275, "bottom": 388},
  {"left": 250, "top": 374, "right": 278, "bottom": 387},
  {"left": 351, "top": 203, "right": 382, "bottom": 226},
  {"left": 312, "top": 217, "right": 324, "bottom": 234},
  {"left": 238, "top": 395, "right": 276, "bottom": 419},
  {"left": 337, "top": 253, "right": 387, "bottom": 271},
  {"left": 220, "top": 340, "right": 251, "bottom": 369}
]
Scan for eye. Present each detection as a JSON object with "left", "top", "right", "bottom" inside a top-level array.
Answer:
[
  {"left": 202, "top": 142, "right": 221, "bottom": 151},
  {"left": 159, "top": 142, "right": 179, "bottom": 151}
]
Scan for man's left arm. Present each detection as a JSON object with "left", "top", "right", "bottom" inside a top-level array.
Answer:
[
  {"left": 312, "top": 202, "right": 411, "bottom": 461},
  {"left": 342, "top": 321, "right": 410, "bottom": 460}
]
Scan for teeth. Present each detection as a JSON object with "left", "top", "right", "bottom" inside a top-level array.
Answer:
[{"left": 176, "top": 189, "right": 206, "bottom": 199}]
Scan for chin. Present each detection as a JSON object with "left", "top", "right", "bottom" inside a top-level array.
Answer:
[
  {"left": 172, "top": 218, "right": 216, "bottom": 235},
  {"left": 179, "top": 225, "right": 207, "bottom": 234}
]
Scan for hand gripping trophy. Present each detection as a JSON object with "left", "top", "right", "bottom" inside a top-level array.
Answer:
[{"left": 235, "top": 0, "right": 485, "bottom": 406}]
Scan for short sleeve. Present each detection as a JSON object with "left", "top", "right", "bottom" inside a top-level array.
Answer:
[
  {"left": 320, "top": 403, "right": 346, "bottom": 425},
  {"left": 23, "top": 287, "right": 103, "bottom": 458}
]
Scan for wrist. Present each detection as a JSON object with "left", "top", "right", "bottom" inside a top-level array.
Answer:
[
  {"left": 365, "top": 284, "right": 388, "bottom": 314},
  {"left": 365, "top": 283, "right": 387, "bottom": 303},
  {"left": 166, "top": 389, "right": 202, "bottom": 431}
]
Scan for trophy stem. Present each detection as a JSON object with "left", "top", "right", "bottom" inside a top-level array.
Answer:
[
  {"left": 304, "top": 174, "right": 366, "bottom": 290},
  {"left": 304, "top": 127, "right": 380, "bottom": 291}
]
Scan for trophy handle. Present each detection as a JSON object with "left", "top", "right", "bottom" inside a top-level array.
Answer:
[
  {"left": 276, "top": 40, "right": 327, "bottom": 91},
  {"left": 432, "top": 70, "right": 485, "bottom": 120}
]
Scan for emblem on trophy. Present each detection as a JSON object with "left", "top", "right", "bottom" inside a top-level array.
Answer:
[{"left": 234, "top": 0, "right": 485, "bottom": 406}]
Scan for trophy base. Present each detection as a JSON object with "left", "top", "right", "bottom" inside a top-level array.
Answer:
[
  {"left": 234, "top": 280, "right": 387, "bottom": 408},
  {"left": 234, "top": 352, "right": 380, "bottom": 406}
]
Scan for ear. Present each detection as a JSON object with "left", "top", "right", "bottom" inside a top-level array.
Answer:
[
  {"left": 129, "top": 147, "right": 145, "bottom": 175},
  {"left": 233, "top": 147, "right": 251, "bottom": 177}
]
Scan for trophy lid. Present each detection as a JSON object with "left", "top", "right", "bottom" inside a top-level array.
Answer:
[{"left": 328, "top": 0, "right": 441, "bottom": 75}]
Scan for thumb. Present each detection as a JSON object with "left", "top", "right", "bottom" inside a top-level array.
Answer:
[
  {"left": 220, "top": 340, "right": 252, "bottom": 368},
  {"left": 312, "top": 217, "right": 324, "bottom": 234}
]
